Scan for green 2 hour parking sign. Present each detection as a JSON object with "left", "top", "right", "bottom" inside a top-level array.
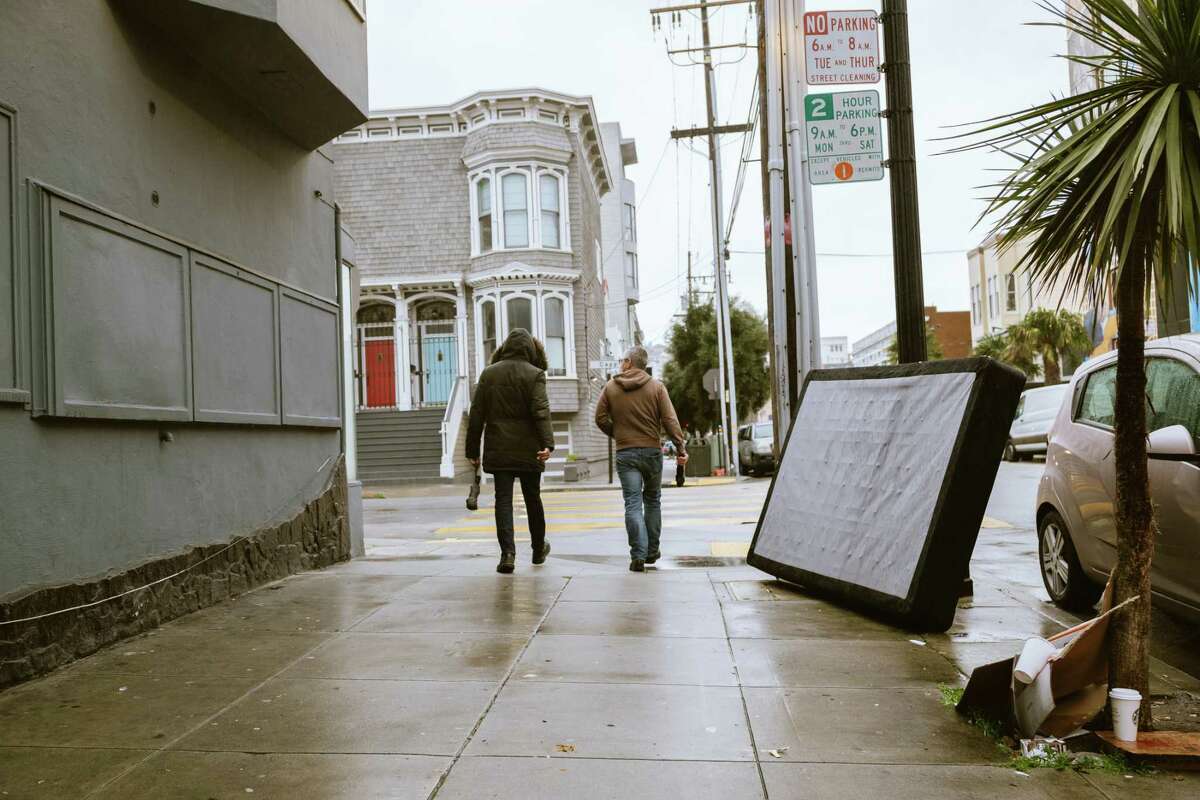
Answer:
[{"left": 804, "top": 90, "right": 884, "bottom": 185}]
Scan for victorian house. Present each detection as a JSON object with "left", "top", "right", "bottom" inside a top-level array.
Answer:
[{"left": 333, "top": 89, "right": 616, "bottom": 481}]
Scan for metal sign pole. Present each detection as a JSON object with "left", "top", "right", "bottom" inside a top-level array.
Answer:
[
  {"left": 880, "top": 0, "right": 927, "bottom": 363},
  {"left": 764, "top": 0, "right": 791, "bottom": 451},
  {"left": 700, "top": 0, "right": 739, "bottom": 476},
  {"left": 783, "top": 0, "right": 820, "bottom": 386}
]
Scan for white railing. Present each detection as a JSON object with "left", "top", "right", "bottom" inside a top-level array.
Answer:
[{"left": 439, "top": 376, "right": 468, "bottom": 478}]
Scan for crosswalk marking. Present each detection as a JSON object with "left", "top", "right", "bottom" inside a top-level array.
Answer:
[{"left": 435, "top": 516, "right": 755, "bottom": 536}]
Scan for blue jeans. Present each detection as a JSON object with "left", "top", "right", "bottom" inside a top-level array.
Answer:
[{"left": 616, "top": 447, "right": 662, "bottom": 561}]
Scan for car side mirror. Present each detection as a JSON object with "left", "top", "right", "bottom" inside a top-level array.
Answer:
[{"left": 1147, "top": 424, "right": 1200, "bottom": 463}]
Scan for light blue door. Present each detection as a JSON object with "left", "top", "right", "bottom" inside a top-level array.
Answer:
[{"left": 421, "top": 334, "right": 457, "bottom": 406}]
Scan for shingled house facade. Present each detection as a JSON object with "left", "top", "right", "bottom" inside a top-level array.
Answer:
[{"left": 333, "top": 89, "right": 615, "bottom": 482}]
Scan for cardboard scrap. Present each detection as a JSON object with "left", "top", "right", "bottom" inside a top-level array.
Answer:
[
  {"left": 1097, "top": 730, "right": 1200, "bottom": 768},
  {"left": 957, "top": 580, "right": 1138, "bottom": 739}
]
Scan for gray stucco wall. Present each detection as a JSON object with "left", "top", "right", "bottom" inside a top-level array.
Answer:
[{"left": 0, "top": 0, "right": 346, "bottom": 599}]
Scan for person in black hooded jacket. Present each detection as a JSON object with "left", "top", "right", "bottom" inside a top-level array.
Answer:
[{"left": 465, "top": 328, "right": 555, "bottom": 573}]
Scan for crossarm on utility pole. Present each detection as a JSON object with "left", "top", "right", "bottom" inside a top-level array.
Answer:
[{"left": 670, "top": 123, "right": 753, "bottom": 139}]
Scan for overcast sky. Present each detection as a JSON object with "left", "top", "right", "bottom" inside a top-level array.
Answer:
[{"left": 365, "top": 0, "right": 1071, "bottom": 347}]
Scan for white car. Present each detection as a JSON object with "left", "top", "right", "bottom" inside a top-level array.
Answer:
[
  {"left": 1005, "top": 383, "right": 1071, "bottom": 461},
  {"left": 737, "top": 423, "right": 776, "bottom": 476}
]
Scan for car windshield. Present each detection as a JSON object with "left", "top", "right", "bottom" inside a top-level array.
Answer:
[
  {"left": 754, "top": 424, "right": 772, "bottom": 439},
  {"left": 1024, "top": 384, "right": 1069, "bottom": 414}
]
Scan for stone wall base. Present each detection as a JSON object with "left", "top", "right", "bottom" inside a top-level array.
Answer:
[{"left": 0, "top": 457, "right": 350, "bottom": 691}]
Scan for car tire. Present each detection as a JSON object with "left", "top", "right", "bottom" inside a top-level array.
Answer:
[
  {"left": 1038, "top": 510, "right": 1103, "bottom": 612},
  {"left": 1003, "top": 441, "right": 1019, "bottom": 462}
]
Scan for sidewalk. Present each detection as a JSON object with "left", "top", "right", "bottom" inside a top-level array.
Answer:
[{"left": 2, "top": 551, "right": 1197, "bottom": 798}]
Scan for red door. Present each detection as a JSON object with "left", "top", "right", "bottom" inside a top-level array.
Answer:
[{"left": 364, "top": 339, "right": 396, "bottom": 407}]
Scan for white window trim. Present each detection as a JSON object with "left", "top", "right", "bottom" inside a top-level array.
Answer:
[
  {"left": 468, "top": 162, "right": 571, "bottom": 256},
  {"left": 498, "top": 167, "right": 532, "bottom": 250},
  {"left": 471, "top": 174, "right": 494, "bottom": 255},
  {"left": 541, "top": 290, "right": 571, "bottom": 377},
  {"left": 473, "top": 281, "right": 577, "bottom": 379}
]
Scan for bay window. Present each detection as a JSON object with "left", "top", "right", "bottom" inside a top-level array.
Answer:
[
  {"left": 506, "top": 295, "right": 533, "bottom": 333},
  {"left": 477, "top": 178, "right": 493, "bottom": 253},
  {"left": 469, "top": 163, "right": 568, "bottom": 254},
  {"left": 502, "top": 173, "right": 529, "bottom": 248},
  {"left": 539, "top": 173, "right": 561, "bottom": 249},
  {"left": 480, "top": 299, "right": 497, "bottom": 362},
  {"left": 473, "top": 283, "right": 575, "bottom": 378},
  {"left": 544, "top": 296, "right": 567, "bottom": 376}
]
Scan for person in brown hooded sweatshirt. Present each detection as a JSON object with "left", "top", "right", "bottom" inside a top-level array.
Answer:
[
  {"left": 594, "top": 345, "right": 688, "bottom": 571},
  {"left": 466, "top": 328, "right": 554, "bottom": 574}
]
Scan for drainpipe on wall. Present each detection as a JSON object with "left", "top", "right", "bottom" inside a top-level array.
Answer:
[{"left": 336, "top": 203, "right": 365, "bottom": 558}]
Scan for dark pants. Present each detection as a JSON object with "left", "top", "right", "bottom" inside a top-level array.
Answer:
[
  {"left": 492, "top": 471, "right": 545, "bottom": 555},
  {"left": 615, "top": 447, "right": 663, "bottom": 561}
]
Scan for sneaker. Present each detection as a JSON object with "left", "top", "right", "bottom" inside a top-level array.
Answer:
[
  {"left": 533, "top": 541, "right": 551, "bottom": 565},
  {"left": 645, "top": 550, "right": 661, "bottom": 565},
  {"left": 629, "top": 559, "right": 645, "bottom": 573},
  {"left": 497, "top": 552, "right": 515, "bottom": 574}
]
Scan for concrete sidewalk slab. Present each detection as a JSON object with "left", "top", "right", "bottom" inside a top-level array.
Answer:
[
  {"left": 722, "top": 598, "right": 912, "bottom": 640},
  {"left": 355, "top": 597, "right": 552, "bottom": 634},
  {"left": 466, "top": 681, "right": 754, "bottom": 761},
  {"left": 539, "top": 599, "right": 728, "bottom": 638},
  {"left": 0, "top": 747, "right": 150, "bottom": 798},
  {"left": 92, "top": 752, "right": 450, "bottom": 800},
  {"left": 0, "top": 671, "right": 257, "bottom": 749},
  {"left": 175, "top": 677, "right": 494, "bottom": 755},
  {"left": 760, "top": 764, "right": 1103, "bottom": 799},
  {"left": 286, "top": 632, "right": 529, "bottom": 681},
  {"left": 743, "top": 686, "right": 1002, "bottom": 764},
  {"left": 434, "top": 756, "right": 765, "bottom": 800},
  {"left": 732, "top": 638, "right": 961, "bottom": 688},
  {"left": 70, "top": 626, "right": 328, "bottom": 680},
  {"left": 515, "top": 634, "right": 738, "bottom": 686},
  {"left": 558, "top": 573, "right": 718, "bottom": 603}
]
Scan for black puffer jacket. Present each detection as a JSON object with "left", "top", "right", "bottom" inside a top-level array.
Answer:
[{"left": 465, "top": 328, "right": 555, "bottom": 473}]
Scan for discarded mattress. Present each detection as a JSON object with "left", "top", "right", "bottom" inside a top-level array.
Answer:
[{"left": 747, "top": 357, "right": 1025, "bottom": 631}]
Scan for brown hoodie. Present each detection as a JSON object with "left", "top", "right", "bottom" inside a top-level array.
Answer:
[{"left": 594, "top": 369, "right": 687, "bottom": 453}]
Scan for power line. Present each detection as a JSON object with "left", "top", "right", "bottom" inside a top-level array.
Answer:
[{"left": 727, "top": 248, "right": 967, "bottom": 258}]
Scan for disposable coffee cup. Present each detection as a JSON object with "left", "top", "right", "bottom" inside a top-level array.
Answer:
[
  {"left": 1014, "top": 637, "right": 1059, "bottom": 684},
  {"left": 1109, "top": 687, "right": 1142, "bottom": 742}
]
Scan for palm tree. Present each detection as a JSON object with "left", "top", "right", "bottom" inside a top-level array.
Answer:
[
  {"left": 955, "top": 0, "right": 1200, "bottom": 726},
  {"left": 1006, "top": 309, "right": 1094, "bottom": 383},
  {"left": 973, "top": 330, "right": 1040, "bottom": 379}
]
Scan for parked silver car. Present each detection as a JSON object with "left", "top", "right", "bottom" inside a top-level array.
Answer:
[
  {"left": 1036, "top": 334, "right": 1200, "bottom": 617},
  {"left": 1005, "top": 383, "right": 1071, "bottom": 461}
]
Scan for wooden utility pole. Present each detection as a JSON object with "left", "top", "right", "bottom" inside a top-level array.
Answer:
[
  {"left": 699, "top": 0, "right": 740, "bottom": 476},
  {"left": 880, "top": 0, "right": 927, "bottom": 363},
  {"left": 653, "top": 0, "right": 753, "bottom": 475}
]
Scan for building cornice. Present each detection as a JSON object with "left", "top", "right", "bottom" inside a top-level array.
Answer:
[
  {"left": 463, "top": 146, "right": 571, "bottom": 171},
  {"left": 466, "top": 262, "right": 580, "bottom": 288},
  {"left": 335, "top": 87, "right": 612, "bottom": 197},
  {"left": 360, "top": 273, "right": 464, "bottom": 291}
]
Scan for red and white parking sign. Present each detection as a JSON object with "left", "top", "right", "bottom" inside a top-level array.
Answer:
[{"left": 803, "top": 9, "right": 881, "bottom": 86}]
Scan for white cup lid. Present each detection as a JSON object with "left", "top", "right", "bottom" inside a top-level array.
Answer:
[{"left": 1109, "top": 687, "right": 1142, "bottom": 701}]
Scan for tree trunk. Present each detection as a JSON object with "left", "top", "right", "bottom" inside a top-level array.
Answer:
[
  {"left": 1108, "top": 254, "right": 1156, "bottom": 730},
  {"left": 1044, "top": 352, "right": 1062, "bottom": 384}
]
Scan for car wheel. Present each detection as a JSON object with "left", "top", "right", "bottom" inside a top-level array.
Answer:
[
  {"left": 1038, "top": 511, "right": 1103, "bottom": 612},
  {"left": 1003, "top": 441, "right": 1018, "bottom": 462}
]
